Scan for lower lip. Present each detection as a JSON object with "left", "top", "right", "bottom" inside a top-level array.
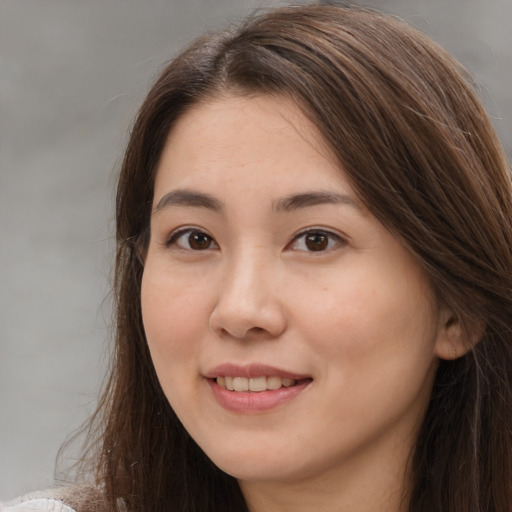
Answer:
[{"left": 207, "top": 378, "right": 311, "bottom": 413}]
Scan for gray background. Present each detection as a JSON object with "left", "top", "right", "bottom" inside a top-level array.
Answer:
[{"left": 1, "top": 0, "right": 511, "bottom": 500}]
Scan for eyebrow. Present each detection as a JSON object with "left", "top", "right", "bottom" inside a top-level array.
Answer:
[
  {"left": 274, "top": 191, "right": 361, "bottom": 212},
  {"left": 154, "top": 189, "right": 223, "bottom": 213},
  {"left": 153, "top": 188, "right": 361, "bottom": 214}
]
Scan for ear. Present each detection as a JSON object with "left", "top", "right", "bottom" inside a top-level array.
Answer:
[{"left": 434, "top": 308, "right": 483, "bottom": 360}]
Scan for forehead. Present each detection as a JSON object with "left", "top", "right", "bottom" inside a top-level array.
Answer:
[{"left": 154, "top": 94, "right": 347, "bottom": 194}]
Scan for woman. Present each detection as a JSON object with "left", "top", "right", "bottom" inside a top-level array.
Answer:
[{"left": 5, "top": 3, "right": 512, "bottom": 512}]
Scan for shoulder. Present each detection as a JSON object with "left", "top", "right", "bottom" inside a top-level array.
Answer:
[
  {"left": 0, "top": 498, "right": 76, "bottom": 512},
  {"left": 1, "top": 485, "right": 111, "bottom": 512},
  {"left": 1, "top": 490, "right": 77, "bottom": 512}
]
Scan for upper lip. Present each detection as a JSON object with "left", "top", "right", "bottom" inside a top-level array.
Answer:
[{"left": 204, "top": 363, "right": 311, "bottom": 380}]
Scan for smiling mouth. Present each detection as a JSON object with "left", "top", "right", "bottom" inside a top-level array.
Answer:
[{"left": 216, "top": 376, "right": 310, "bottom": 392}]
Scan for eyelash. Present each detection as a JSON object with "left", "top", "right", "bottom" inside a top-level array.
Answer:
[
  {"left": 165, "top": 227, "right": 347, "bottom": 253},
  {"left": 165, "top": 227, "right": 219, "bottom": 251},
  {"left": 287, "top": 228, "right": 347, "bottom": 253}
]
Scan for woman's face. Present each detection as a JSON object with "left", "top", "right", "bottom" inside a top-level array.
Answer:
[{"left": 141, "top": 94, "right": 453, "bottom": 487}]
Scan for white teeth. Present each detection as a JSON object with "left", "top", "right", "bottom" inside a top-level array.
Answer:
[
  {"left": 282, "top": 378, "right": 295, "bottom": 387},
  {"left": 233, "top": 377, "right": 249, "bottom": 391},
  {"left": 249, "top": 377, "right": 267, "bottom": 392},
  {"left": 266, "top": 376, "right": 282, "bottom": 390},
  {"left": 216, "top": 376, "right": 298, "bottom": 392}
]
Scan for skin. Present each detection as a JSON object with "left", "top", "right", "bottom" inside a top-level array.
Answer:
[{"left": 141, "top": 94, "right": 460, "bottom": 512}]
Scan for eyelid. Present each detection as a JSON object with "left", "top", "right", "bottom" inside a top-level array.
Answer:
[
  {"left": 165, "top": 226, "right": 219, "bottom": 250},
  {"left": 287, "top": 227, "right": 348, "bottom": 252},
  {"left": 162, "top": 225, "right": 346, "bottom": 252}
]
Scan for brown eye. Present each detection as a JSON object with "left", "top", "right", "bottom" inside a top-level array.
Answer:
[
  {"left": 188, "top": 231, "right": 213, "bottom": 250},
  {"left": 167, "top": 228, "right": 219, "bottom": 251},
  {"left": 305, "top": 232, "right": 329, "bottom": 251},
  {"left": 288, "top": 229, "right": 345, "bottom": 253}
]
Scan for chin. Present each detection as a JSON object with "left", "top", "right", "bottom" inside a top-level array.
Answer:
[
  {"left": 217, "top": 461, "right": 307, "bottom": 483},
  {"left": 202, "top": 443, "right": 317, "bottom": 483}
]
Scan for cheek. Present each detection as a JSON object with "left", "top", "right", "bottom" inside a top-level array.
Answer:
[
  {"left": 294, "top": 273, "right": 439, "bottom": 439},
  {"left": 140, "top": 268, "right": 209, "bottom": 381},
  {"left": 295, "top": 264, "right": 439, "bottom": 374}
]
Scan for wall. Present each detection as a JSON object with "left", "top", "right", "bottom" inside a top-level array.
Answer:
[{"left": 1, "top": 0, "right": 510, "bottom": 500}]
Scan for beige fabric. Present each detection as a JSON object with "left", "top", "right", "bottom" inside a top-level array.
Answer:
[
  {"left": 0, "top": 498, "right": 76, "bottom": 512},
  {"left": 1, "top": 485, "right": 114, "bottom": 512},
  {"left": 1, "top": 490, "right": 76, "bottom": 512}
]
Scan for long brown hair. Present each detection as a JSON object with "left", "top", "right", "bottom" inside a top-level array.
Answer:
[{"left": 72, "top": 4, "right": 512, "bottom": 511}]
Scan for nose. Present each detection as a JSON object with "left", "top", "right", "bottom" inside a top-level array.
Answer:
[{"left": 209, "top": 252, "right": 287, "bottom": 341}]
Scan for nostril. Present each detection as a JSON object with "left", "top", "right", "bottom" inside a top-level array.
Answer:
[
  {"left": 209, "top": 296, "right": 287, "bottom": 340},
  {"left": 219, "top": 325, "right": 269, "bottom": 340}
]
